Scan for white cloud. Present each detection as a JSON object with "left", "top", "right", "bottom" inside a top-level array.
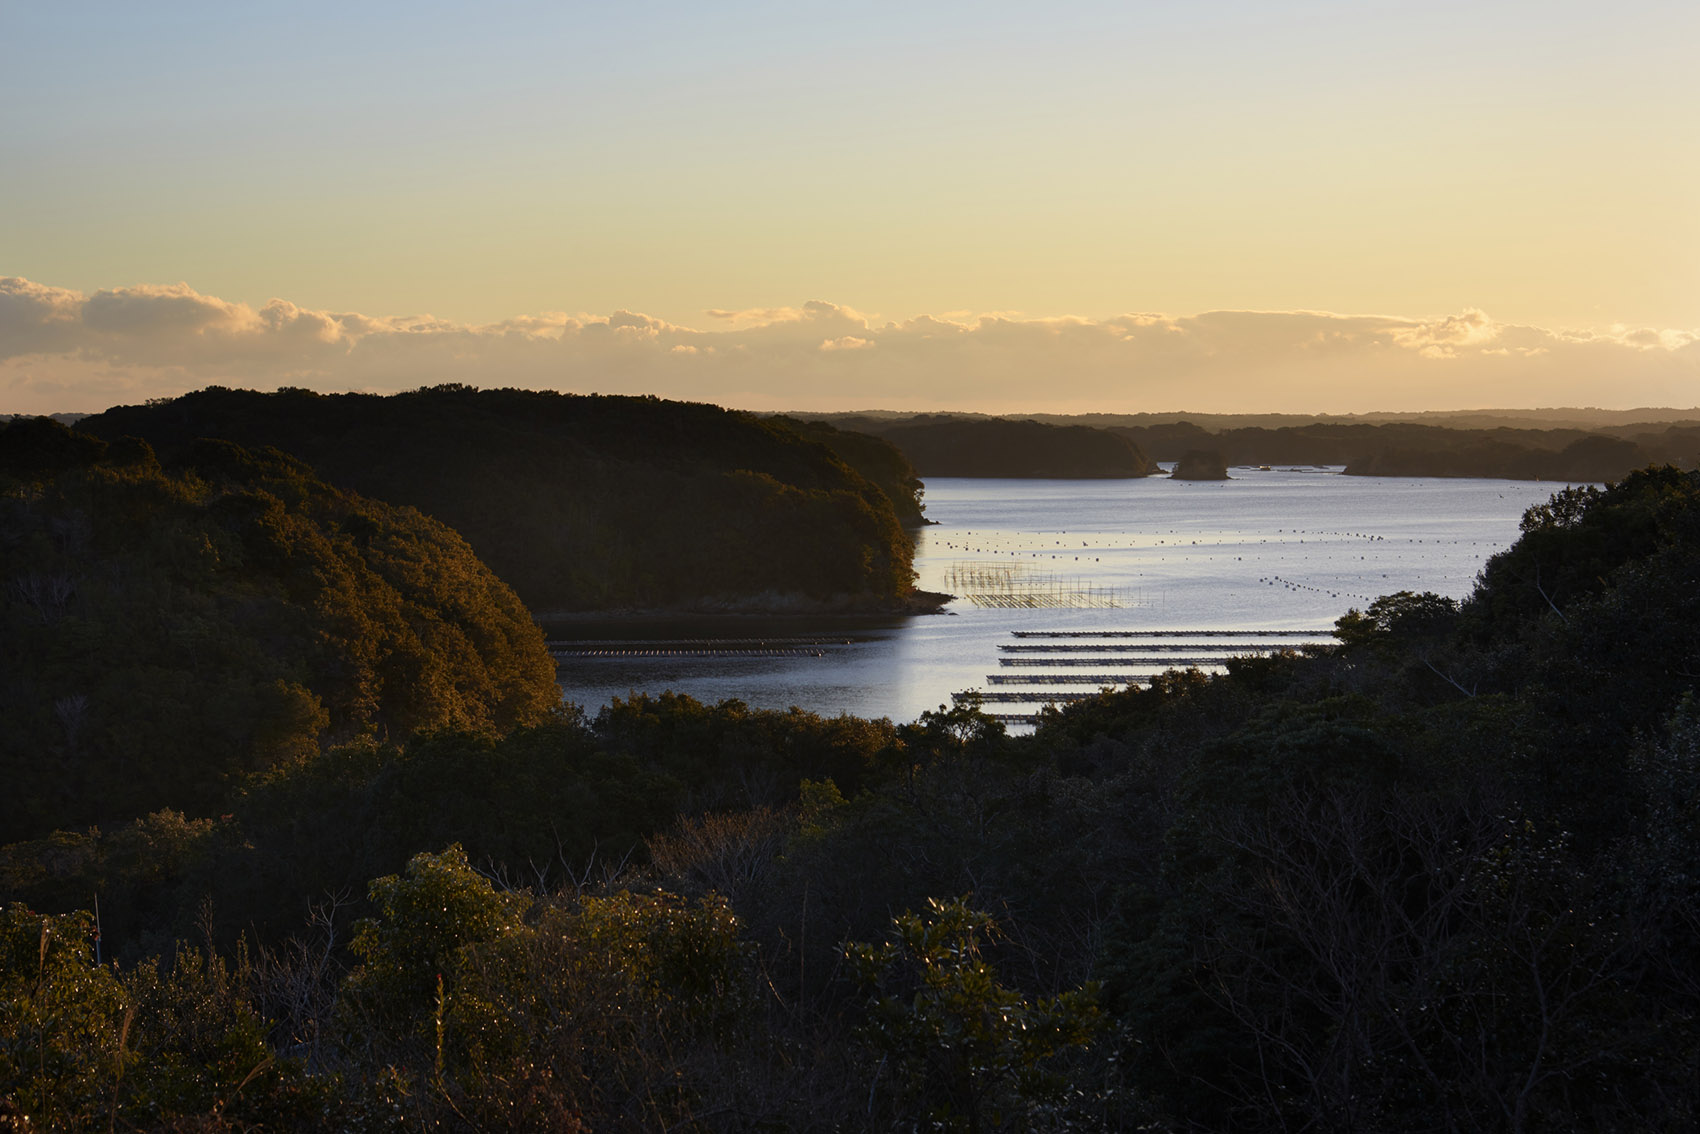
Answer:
[{"left": 1, "top": 276, "right": 1696, "bottom": 415}]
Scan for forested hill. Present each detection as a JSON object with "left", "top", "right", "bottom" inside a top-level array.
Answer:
[
  {"left": 83, "top": 387, "right": 920, "bottom": 613},
  {"left": 829, "top": 415, "right": 1157, "bottom": 477},
  {"left": 0, "top": 417, "right": 559, "bottom": 841},
  {"left": 814, "top": 410, "right": 1698, "bottom": 482},
  {"left": 766, "top": 415, "right": 927, "bottom": 525},
  {"left": 1098, "top": 418, "right": 1697, "bottom": 481}
]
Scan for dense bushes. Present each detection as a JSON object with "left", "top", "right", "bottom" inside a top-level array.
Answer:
[{"left": 7, "top": 465, "right": 1700, "bottom": 1129}]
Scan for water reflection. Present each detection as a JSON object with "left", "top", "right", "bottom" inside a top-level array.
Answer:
[{"left": 553, "top": 469, "right": 1573, "bottom": 724}]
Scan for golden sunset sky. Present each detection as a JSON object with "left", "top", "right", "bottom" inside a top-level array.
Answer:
[{"left": 3, "top": 1, "right": 1696, "bottom": 414}]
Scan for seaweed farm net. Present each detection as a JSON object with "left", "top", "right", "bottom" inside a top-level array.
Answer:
[{"left": 942, "top": 561, "right": 1134, "bottom": 610}]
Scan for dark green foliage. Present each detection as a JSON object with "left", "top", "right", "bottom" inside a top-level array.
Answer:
[
  {"left": 593, "top": 690, "right": 903, "bottom": 809},
  {"left": 1470, "top": 467, "right": 1696, "bottom": 634},
  {"left": 9, "top": 463, "right": 1700, "bottom": 1130},
  {"left": 0, "top": 904, "right": 332, "bottom": 1132},
  {"left": 211, "top": 715, "right": 679, "bottom": 943},
  {"left": 769, "top": 414, "right": 928, "bottom": 525},
  {"left": 845, "top": 897, "right": 1103, "bottom": 1131},
  {"left": 1, "top": 696, "right": 904, "bottom": 955},
  {"left": 333, "top": 847, "right": 761, "bottom": 1131},
  {"left": 1333, "top": 589, "right": 1460, "bottom": 650},
  {"left": 0, "top": 417, "right": 558, "bottom": 841},
  {"left": 82, "top": 386, "right": 919, "bottom": 611}
]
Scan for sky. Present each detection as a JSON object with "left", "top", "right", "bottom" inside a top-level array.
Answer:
[{"left": 3, "top": 0, "right": 1697, "bottom": 415}]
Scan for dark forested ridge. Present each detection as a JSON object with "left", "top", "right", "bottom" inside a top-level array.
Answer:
[
  {"left": 814, "top": 410, "right": 1700, "bottom": 482},
  {"left": 0, "top": 417, "right": 558, "bottom": 842},
  {"left": 829, "top": 414, "right": 1158, "bottom": 477},
  {"left": 83, "top": 387, "right": 922, "bottom": 613},
  {"left": 765, "top": 414, "right": 928, "bottom": 525},
  {"left": 9, "top": 453, "right": 1700, "bottom": 1129},
  {"left": 1104, "top": 418, "right": 1698, "bottom": 480}
]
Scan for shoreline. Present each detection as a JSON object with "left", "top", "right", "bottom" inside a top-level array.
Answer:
[{"left": 533, "top": 588, "right": 954, "bottom": 626}]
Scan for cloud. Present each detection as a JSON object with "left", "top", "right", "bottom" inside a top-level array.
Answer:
[
  {"left": 705, "top": 306, "right": 805, "bottom": 324},
  {"left": 2, "top": 275, "right": 1697, "bottom": 415}
]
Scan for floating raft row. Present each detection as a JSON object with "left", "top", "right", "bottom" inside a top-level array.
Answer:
[
  {"left": 1001, "top": 656, "right": 1245, "bottom": 667},
  {"left": 999, "top": 642, "right": 1320, "bottom": 652},
  {"left": 547, "top": 637, "right": 855, "bottom": 648},
  {"left": 987, "top": 674, "right": 1149, "bottom": 685},
  {"left": 553, "top": 647, "right": 829, "bottom": 658},
  {"left": 1011, "top": 629, "right": 1334, "bottom": 638},
  {"left": 956, "top": 629, "right": 1337, "bottom": 721},
  {"left": 953, "top": 691, "right": 1104, "bottom": 704}
]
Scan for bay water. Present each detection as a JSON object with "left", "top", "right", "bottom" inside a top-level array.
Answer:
[{"left": 551, "top": 469, "right": 1572, "bottom": 724}]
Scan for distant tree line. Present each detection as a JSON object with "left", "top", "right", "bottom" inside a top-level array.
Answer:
[
  {"left": 817, "top": 411, "right": 1699, "bottom": 482},
  {"left": 1111, "top": 418, "right": 1695, "bottom": 480},
  {"left": 830, "top": 415, "right": 1158, "bottom": 477}
]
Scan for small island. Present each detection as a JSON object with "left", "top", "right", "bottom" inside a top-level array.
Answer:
[{"left": 1170, "top": 448, "right": 1230, "bottom": 480}]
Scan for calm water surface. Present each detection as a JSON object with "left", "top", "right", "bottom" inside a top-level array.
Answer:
[{"left": 552, "top": 469, "right": 1573, "bottom": 724}]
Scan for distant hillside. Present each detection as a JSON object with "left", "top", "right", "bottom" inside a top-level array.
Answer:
[
  {"left": 0, "top": 413, "right": 88, "bottom": 426},
  {"left": 1099, "top": 420, "right": 1699, "bottom": 481},
  {"left": 804, "top": 408, "right": 1700, "bottom": 481},
  {"left": 1025, "top": 407, "right": 1700, "bottom": 431},
  {"left": 830, "top": 415, "right": 1157, "bottom": 478},
  {"left": 82, "top": 387, "right": 919, "bottom": 613},
  {"left": 0, "top": 417, "right": 559, "bottom": 840}
]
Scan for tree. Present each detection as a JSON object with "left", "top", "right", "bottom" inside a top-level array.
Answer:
[{"left": 846, "top": 897, "right": 1101, "bottom": 1132}]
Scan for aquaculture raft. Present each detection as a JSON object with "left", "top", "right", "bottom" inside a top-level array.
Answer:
[{"left": 953, "top": 627, "right": 1334, "bottom": 722}]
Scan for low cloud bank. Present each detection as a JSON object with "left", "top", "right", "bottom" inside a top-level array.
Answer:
[{"left": 2, "top": 277, "right": 1696, "bottom": 415}]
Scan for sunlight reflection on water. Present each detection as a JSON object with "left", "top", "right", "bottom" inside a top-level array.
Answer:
[{"left": 552, "top": 469, "right": 1574, "bottom": 725}]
